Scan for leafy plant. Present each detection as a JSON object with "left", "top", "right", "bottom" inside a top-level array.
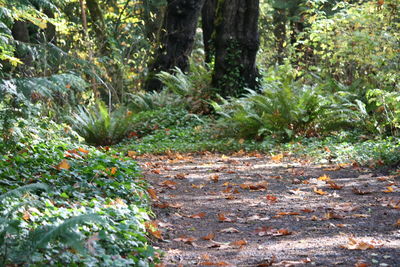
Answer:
[
  {"left": 70, "top": 101, "right": 134, "bottom": 146},
  {"left": 128, "top": 90, "right": 183, "bottom": 113}
]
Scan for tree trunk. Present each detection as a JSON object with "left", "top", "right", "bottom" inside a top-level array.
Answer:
[
  {"left": 145, "top": 0, "right": 206, "bottom": 92},
  {"left": 86, "top": 0, "right": 110, "bottom": 54},
  {"left": 202, "top": 0, "right": 217, "bottom": 64},
  {"left": 11, "top": 21, "right": 33, "bottom": 66},
  {"left": 212, "top": 0, "right": 260, "bottom": 97}
]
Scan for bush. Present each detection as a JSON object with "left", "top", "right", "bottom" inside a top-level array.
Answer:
[{"left": 70, "top": 101, "right": 134, "bottom": 146}]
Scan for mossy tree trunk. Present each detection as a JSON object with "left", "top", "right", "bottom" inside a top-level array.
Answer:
[
  {"left": 212, "top": 0, "right": 260, "bottom": 97},
  {"left": 145, "top": 0, "right": 206, "bottom": 91},
  {"left": 202, "top": 0, "right": 217, "bottom": 64}
]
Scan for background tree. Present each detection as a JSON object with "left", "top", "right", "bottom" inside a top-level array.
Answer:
[
  {"left": 145, "top": 0, "right": 206, "bottom": 91},
  {"left": 202, "top": 0, "right": 217, "bottom": 64},
  {"left": 212, "top": 0, "right": 260, "bottom": 97}
]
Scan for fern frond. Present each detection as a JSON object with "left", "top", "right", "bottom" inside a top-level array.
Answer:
[{"left": 0, "top": 183, "right": 48, "bottom": 201}]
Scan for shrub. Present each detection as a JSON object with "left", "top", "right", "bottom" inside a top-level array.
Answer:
[{"left": 70, "top": 101, "right": 134, "bottom": 146}]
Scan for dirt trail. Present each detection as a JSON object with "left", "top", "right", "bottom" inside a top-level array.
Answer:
[{"left": 137, "top": 152, "right": 400, "bottom": 267}]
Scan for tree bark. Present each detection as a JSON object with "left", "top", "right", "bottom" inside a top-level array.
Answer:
[
  {"left": 212, "top": 0, "right": 260, "bottom": 97},
  {"left": 11, "top": 21, "right": 33, "bottom": 66},
  {"left": 86, "top": 0, "right": 110, "bottom": 54},
  {"left": 202, "top": 0, "right": 217, "bottom": 64},
  {"left": 145, "top": 0, "right": 206, "bottom": 92}
]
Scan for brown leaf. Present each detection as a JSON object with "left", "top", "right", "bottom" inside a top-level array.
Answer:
[
  {"left": 266, "top": 195, "right": 277, "bottom": 202},
  {"left": 152, "top": 169, "right": 162, "bottom": 174},
  {"left": 341, "top": 237, "right": 374, "bottom": 250},
  {"left": 395, "top": 219, "right": 400, "bottom": 227},
  {"left": 210, "top": 175, "right": 219, "bottom": 183},
  {"left": 327, "top": 181, "right": 344, "bottom": 190},
  {"left": 301, "top": 208, "right": 314, "bottom": 213},
  {"left": 78, "top": 147, "right": 89, "bottom": 154},
  {"left": 325, "top": 211, "right": 344, "bottom": 220},
  {"left": 159, "top": 180, "right": 177, "bottom": 189},
  {"left": 354, "top": 262, "right": 370, "bottom": 267},
  {"left": 144, "top": 221, "right": 163, "bottom": 240},
  {"left": 147, "top": 188, "right": 158, "bottom": 200},
  {"left": 192, "top": 184, "right": 205, "bottom": 189},
  {"left": 190, "top": 212, "right": 206, "bottom": 219},
  {"left": 173, "top": 236, "right": 197, "bottom": 244},
  {"left": 352, "top": 187, "right": 372, "bottom": 195},
  {"left": 202, "top": 233, "right": 216, "bottom": 240},
  {"left": 199, "top": 261, "right": 231, "bottom": 266},
  {"left": 219, "top": 227, "right": 240, "bottom": 233},
  {"left": 255, "top": 227, "right": 292, "bottom": 236},
  {"left": 229, "top": 239, "right": 247, "bottom": 247},
  {"left": 218, "top": 213, "right": 233, "bottom": 222},
  {"left": 175, "top": 173, "right": 187, "bottom": 179},
  {"left": 22, "top": 211, "right": 31, "bottom": 221}
]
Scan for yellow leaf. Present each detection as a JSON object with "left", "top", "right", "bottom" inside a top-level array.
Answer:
[
  {"left": 110, "top": 167, "right": 117, "bottom": 175},
  {"left": 22, "top": 211, "right": 31, "bottom": 221},
  {"left": 271, "top": 154, "right": 283, "bottom": 162},
  {"left": 317, "top": 174, "right": 331, "bottom": 181},
  {"left": 128, "top": 151, "right": 137, "bottom": 157},
  {"left": 78, "top": 147, "right": 89, "bottom": 154},
  {"left": 383, "top": 186, "right": 394, "bottom": 193},
  {"left": 238, "top": 138, "right": 245, "bottom": 144},
  {"left": 313, "top": 187, "right": 328, "bottom": 195},
  {"left": 56, "top": 159, "right": 70, "bottom": 170}
]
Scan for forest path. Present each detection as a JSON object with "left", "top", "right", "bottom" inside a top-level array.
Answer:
[{"left": 137, "top": 152, "right": 400, "bottom": 267}]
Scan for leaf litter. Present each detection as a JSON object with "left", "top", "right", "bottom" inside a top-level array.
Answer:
[{"left": 138, "top": 153, "right": 400, "bottom": 266}]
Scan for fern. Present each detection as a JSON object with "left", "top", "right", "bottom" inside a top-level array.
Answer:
[
  {"left": 70, "top": 101, "right": 134, "bottom": 145},
  {"left": 0, "top": 183, "right": 48, "bottom": 201},
  {"left": 31, "top": 214, "right": 103, "bottom": 252}
]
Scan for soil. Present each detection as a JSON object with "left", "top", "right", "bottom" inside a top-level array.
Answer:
[{"left": 137, "top": 152, "right": 400, "bottom": 267}]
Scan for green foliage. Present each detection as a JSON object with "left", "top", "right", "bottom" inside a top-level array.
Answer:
[
  {"left": 0, "top": 123, "right": 158, "bottom": 266},
  {"left": 130, "top": 107, "right": 204, "bottom": 137},
  {"left": 70, "top": 101, "right": 134, "bottom": 146},
  {"left": 128, "top": 90, "right": 182, "bottom": 113},
  {"left": 156, "top": 64, "right": 215, "bottom": 114}
]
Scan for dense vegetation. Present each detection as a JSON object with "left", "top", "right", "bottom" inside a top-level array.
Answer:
[{"left": 0, "top": 0, "right": 399, "bottom": 265}]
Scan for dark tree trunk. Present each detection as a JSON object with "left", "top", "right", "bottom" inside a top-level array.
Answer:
[
  {"left": 212, "top": 0, "right": 260, "bottom": 97},
  {"left": 202, "top": 0, "right": 217, "bottom": 64},
  {"left": 11, "top": 21, "right": 33, "bottom": 66},
  {"left": 86, "top": 0, "right": 110, "bottom": 54},
  {"left": 145, "top": 0, "right": 206, "bottom": 92},
  {"left": 44, "top": 8, "right": 57, "bottom": 44}
]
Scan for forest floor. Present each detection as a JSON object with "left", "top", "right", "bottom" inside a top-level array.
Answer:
[{"left": 137, "top": 152, "right": 400, "bottom": 267}]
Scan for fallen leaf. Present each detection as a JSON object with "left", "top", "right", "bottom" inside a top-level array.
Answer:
[
  {"left": 383, "top": 186, "right": 394, "bottom": 193},
  {"left": 144, "top": 221, "right": 163, "bottom": 239},
  {"left": 218, "top": 213, "right": 233, "bottom": 222},
  {"left": 192, "top": 184, "right": 205, "bottom": 189},
  {"left": 173, "top": 236, "right": 196, "bottom": 244},
  {"left": 159, "top": 180, "right": 177, "bottom": 189},
  {"left": 395, "top": 219, "right": 400, "bottom": 227},
  {"left": 190, "top": 212, "right": 206, "bottom": 219},
  {"left": 277, "top": 212, "right": 301, "bottom": 216},
  {"left": 327, "top": 181, "right": 344, "bottom": 190},
  {"left": 352, "top": 187, "right": 372, "bottom": 195},
  {"left": 301, "top": 208, "right": 314, "bottom": 213},
  {"left": 354, "top": 262, "right": 370, "bottom": 267},
  {"left": 152, "top": 169, "right": 161, "bottom": 174},
  {"left": 154, "top": 202, "right": 182, "bottom": 209},
  {"left": 202, "top": 233, "right": 215, "bottom": 240},
  {"left": 199, "top": 261, "right": 230, "bottom": 266},
  {"left": 352, "top": 214, "right": 370, "bottom": 218},
  {"left": 110, "top": 167, "right": 117, "bottom": 175},
  {"left": 229, "top": 239, "right": 247, "bottom": 247},
  {"left": 127, "top": 151, "right": 137, "bottom": 157},
  {"left": 210, "top": 175, "right": 219, "bottom": 183},
  {"left": 317, "top": 174, "right": 331, "bottom": 181},
  {"left": 147, "top": 188, "right": 158, "bottom": 200},
  {"left": 175, "top": 173, "right": 186, "bottom": 179},
  {"left": 271, "top": 154, "right": 283, "bottom": 162},
  {"left": 341, "top": 237, "right": 374, "bottom": 250},
  {"left": 325, "top": 211, "right": 344, "bottom": 220},
  {"left": 22, "top": 211, "right": 31, "bottom": 221},
  {"left": 266, "top": 195, "right": 277, "bottom": 202},
  {"left": 313, "top": 187, "right": 328, "bottom": 195},
  {"left": 78, "top": 147, "right": 89, "bottom": 154},
  {"left": 55, "top": 159, "right": 70, "bottom": 170},
  {"left": 220, "top": 227, "right": 240, "bottom": 233}
]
